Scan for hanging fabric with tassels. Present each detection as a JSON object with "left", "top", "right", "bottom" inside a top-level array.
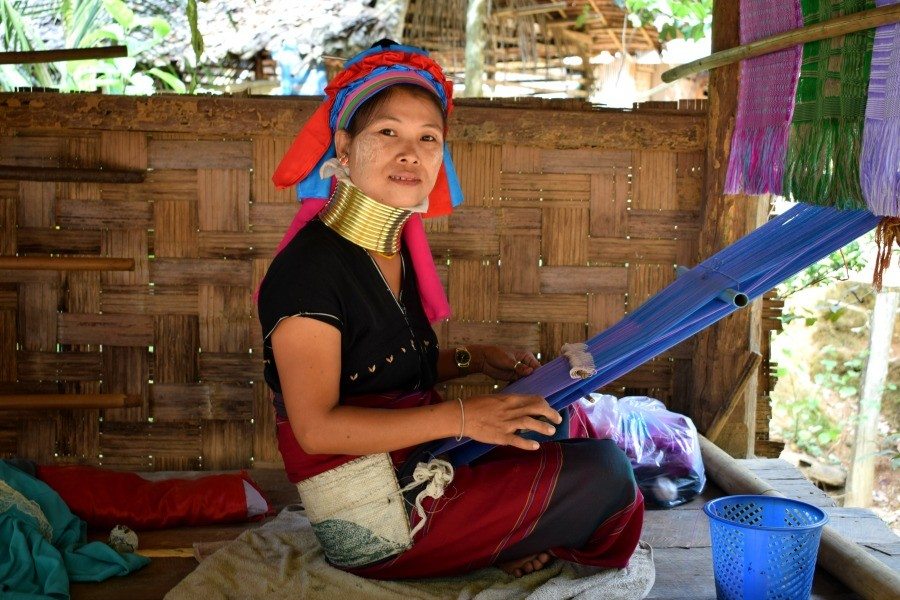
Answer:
[
  {"left": 861, "top": 0, "right": 900, "bottom": 217},
  {"left": 724, "top": 0, "right": 804, "bottom": 195},
  {"left": 863, "top": 1, "right": 900, "bottom": 289},
  {"left": 783, "top": 0, "right": 877, "bottom": 209}
]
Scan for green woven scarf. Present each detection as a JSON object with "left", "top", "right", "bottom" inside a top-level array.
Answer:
[{"left": 783, "top": 0, "right": 876, "bottom": 208}]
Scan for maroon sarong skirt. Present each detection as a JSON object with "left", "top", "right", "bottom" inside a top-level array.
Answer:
[{"left": 275, "top": 389, "right": 643, "bottom": 579}]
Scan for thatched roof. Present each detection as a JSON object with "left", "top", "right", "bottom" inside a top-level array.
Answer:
[{"left": 15, "top": 0, "right": 662, "bottom": 95}]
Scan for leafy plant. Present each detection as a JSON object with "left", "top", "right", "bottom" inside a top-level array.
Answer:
[
  {"left": 614, "top": 0, "right": 713, "bottom": 42},
  {"left": 771, "top": 348, "right": 845, "bottom": 458},
  {"left": 0, "top": 0, "right": 188, "bottom": 94}
]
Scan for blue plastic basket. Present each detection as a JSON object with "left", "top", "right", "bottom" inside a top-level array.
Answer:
[{"left": 704, "top": 495, "right": 828, "bottom": 600}]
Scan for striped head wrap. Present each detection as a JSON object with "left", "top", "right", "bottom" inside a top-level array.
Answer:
[{"left": 272, "top": 39, "right": 463, "bottom": 217}]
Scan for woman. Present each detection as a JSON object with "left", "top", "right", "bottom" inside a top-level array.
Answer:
[{"left": 257, "top": 40, "right": 643, "bottom": 580}]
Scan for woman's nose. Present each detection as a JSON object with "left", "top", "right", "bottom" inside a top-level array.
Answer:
[{"left": 396, "top": 140, "right": 420, "bottom": 164}]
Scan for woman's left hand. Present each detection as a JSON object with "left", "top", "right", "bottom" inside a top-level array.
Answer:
[{"left": 474, "top": 345, "right": 541, "bottom": 382}]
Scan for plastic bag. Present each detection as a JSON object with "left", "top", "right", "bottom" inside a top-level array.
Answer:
[{"left": 572, "top": 394, "right": 706, "bottom": 509}]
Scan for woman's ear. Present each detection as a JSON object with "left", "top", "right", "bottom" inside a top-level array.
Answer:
[{"left": 334, "top": 129, "right": 351, "bottom": 161}]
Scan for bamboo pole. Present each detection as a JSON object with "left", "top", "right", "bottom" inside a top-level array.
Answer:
[
  {"left": 0, "top": 257, "right": 134, "bottom": 271},
  {"left": 0, "top": 166, "right": 146, "bottom": 183},
  {"left": 705, "top": 351, "right": 762, "bottom": 443},
  {"left": 0, "top": 394, "right": 139, "bottom": 410},
  {"left": 0, "top": 45, "right": 128, "bottom": 65},
  {"left": 662, "top": 4, "right": 900, "bottom": 83},
  {"left": 700, "top": 436, "right": 900, "bottom": 600}
]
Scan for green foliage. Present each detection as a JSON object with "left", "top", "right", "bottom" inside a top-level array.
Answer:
[
  {"left": 0, "top": 0, "right": 187, "bottom": 94},
  {"left": 777, "top": 238, "right": 868, "bottom": 326},
  {"left": 614, "top": 0, "right": 713, "bottom": 42},
  {"left": 772, "top": 347, "right": 845, "bottom": 458}
]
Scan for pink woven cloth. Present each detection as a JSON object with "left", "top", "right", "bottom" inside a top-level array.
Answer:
[{"left": 724, "top": 0, "right": 804, "bottom": 195}]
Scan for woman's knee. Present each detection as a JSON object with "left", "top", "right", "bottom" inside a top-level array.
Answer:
[{"left": 562, "top": 439, "right": 636, "bottom": 507}]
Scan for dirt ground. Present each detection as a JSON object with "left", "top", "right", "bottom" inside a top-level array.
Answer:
[{"left": 770, "top": 282, "right": 899, "bottom": 534}]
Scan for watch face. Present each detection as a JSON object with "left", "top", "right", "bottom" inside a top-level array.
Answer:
[{"left": 455, "top": 348, "right": 471, "bottom": 367}]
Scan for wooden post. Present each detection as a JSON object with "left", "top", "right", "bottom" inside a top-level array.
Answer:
[
  {"left": 465, "top": 0, "right": 488, "bottom": 97},
  {"left": 845, "top": 287, "right": 899, "bottom": 507},
  {"left": 679, "top": 0, "right": 769, "bottom": 457}
]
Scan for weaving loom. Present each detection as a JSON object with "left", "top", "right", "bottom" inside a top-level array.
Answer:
[{"left": 434, "top": 0, "right": 898, "bottom": 467}]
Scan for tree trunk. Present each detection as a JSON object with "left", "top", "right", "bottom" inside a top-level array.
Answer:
[
  {"left": 464, "top": 0, "right": 487, "bottom": 97},
  {"left": 380, "top": 0, "right": 410, "bottom": 42},
  {"left": 845, "top": 287, "right": 899, "bottom": 507}
]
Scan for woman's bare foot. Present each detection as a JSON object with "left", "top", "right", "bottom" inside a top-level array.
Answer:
[{"left": 498, "top": 552, "right": 553, "bottom": 577}]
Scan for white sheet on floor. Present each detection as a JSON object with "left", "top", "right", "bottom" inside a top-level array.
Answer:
[{"left": 165, "top": 505, "right": 655, "bottom": 600}]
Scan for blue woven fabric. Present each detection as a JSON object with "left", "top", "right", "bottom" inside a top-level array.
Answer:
[{"left": 434, "top": 204, "right": 879, "bottom": 465}]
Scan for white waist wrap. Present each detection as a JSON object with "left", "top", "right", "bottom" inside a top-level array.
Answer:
[{"left": 296, "top": 453, "right": 453, "bottom": 568}]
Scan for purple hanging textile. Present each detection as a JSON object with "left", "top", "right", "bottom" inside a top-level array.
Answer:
[
  {"left": 861, "top": 0, "right": 900, "bottom": 217},
  {"left": 724, "top": 0, "right": 804, "bottom": 195}
]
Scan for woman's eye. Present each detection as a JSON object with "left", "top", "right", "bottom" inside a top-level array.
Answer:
[
  {"left": 421, "top": 135, "right": 437, "bottom": 142},
  {"left": 379, "top": 128, "right": 395, "bottom": 136}
]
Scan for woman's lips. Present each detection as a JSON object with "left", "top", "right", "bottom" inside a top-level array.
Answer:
[{"left": 388, "top": 174, "right": 421, "bottom": 186}]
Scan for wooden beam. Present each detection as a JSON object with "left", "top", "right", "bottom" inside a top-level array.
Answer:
[
  {"left": 662, "top": 4, "right": 900, "bottom": 82},
  {"left": 0, "top": 394, "right": 139, "bottom": 409},
  {"left": 700, "top": 436, "right": 900, "bottom": 600},
  {"left": 0, "top": 92, "right": 707, "bottom": 151},
  {"left": 0, "top": 166, "right": 146, "bottom": 183},
  {"left": 0, "top": 45, "right": 128, "bottom": 65},
  {"left": 0, "top": 256, "right": 135, "bottom": 271},
  {"left": 491, "top": 2, "right": 567, "bottom": 18},
  {"left": 680, "top": 0, "right": 769, "bottom": 458},
  {"left": 705, "top": 352, "right": 763, "bottom": 443}
]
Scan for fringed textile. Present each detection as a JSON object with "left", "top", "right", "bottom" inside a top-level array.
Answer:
[
  {"left": 873, "top": 217, "right": 900, "bottom": 290},
  {"left": 783, "top": 0, "right": 876, "bottom": 208},
  {"left": 724, "top": 0, "right": 803, "bottom": 195},
  {"left": 861, "top": 0, "right": 900, "bottom": 217}
]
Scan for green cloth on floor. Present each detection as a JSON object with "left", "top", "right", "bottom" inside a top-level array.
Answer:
[{"left": 0, "top": 461, "right": 149, "bottom": 600}]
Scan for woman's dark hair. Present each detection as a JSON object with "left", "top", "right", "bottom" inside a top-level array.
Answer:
[{"left": 344, "top": 84, "right": 446, "bottom": 137}]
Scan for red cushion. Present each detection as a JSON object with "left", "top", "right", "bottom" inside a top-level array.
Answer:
[{"left": 36, "top": 465, "right": 267, "bottom": 530}]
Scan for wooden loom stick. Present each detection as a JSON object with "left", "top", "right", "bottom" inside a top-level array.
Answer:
[
  {"left": 0, "top": 256, "right": 134, "bottom": 271},
  {"left": 704, "top": 351, "right": 762, "bottom": 443},
  {"left": 662, "top": 4, "right": 900, "bottom": 83},
  {"left": 700, "top": 436, "right": 900, "bottom": 600},
  {"left": 0, "top": 166, "right": 146, "bottom": 183},
  {"left": 0, "top": 46, "right": 128, "bottom": 65},
  {"left": 0, "top": 394, "right": 139, "bottom": 410}
]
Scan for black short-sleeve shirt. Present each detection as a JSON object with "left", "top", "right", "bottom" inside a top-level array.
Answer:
[{"left": 257, "top": 219, "right": 439, "bottom": 417}]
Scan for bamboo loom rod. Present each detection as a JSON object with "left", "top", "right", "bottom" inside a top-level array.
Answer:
[
  {"left": 0, "top": 394, "right": 139, "bottom": 410},
  {"left": 699, "top": 436, "right": 900, "bottom": 600},
  {"left": 0, "top": 256, "right": 134, "bottom": 271},
  {"left": 0, "top": 45, "right": 128, "bottom": 65},
  {"left": 704, "top": 351, "right": 762, "bottom": 443},
  {"left": 0, "top": 166, "right": 146, "bottom": 183},
  {"left": 662, "top": 4, "right": 900, "bottom": 83}
]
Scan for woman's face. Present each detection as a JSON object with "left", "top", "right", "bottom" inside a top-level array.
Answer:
[{"left": 335, "top": 88, "right": 445, "bottom": 210}]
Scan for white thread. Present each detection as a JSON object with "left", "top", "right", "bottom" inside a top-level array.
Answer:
[
  {"left": 561, "top": 342, "right": 596, "bottom": 379},
  {"left": 397, "top": 459, "right": 454, "bottom": 538}
]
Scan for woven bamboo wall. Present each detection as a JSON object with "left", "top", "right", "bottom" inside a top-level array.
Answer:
[{"left": 0, "top": 93, "right": 708, "bottom": 470}]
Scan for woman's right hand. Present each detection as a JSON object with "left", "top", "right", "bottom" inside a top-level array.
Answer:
[{"left": 461, "top": 394, "right": 562, "bottom": 451}]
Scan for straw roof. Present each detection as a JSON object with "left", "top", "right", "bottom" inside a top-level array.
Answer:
[{"left": 13, "top": 0, "right": 661, "bottom": 94}]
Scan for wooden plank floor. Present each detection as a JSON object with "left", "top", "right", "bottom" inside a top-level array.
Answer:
[{"left": 70, "top": 460, "right": 898, "bottom": 599}]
